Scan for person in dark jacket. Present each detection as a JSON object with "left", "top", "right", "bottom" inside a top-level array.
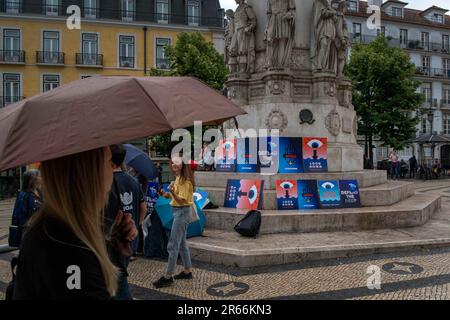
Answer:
[
  {"left": 12, "top": 147, "right": 138, "bottom": 300},
  {"left": 409, "top": 155, "right": 418, "bottom": 179},
  {"left": 9, "top": 170, "right": 43, "bottom": 247}
]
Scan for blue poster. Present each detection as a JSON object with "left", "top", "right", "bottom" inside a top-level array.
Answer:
[
  {"left": 317, "top": 180, "right": 342, "bottom": 209},
  {"left": 237, "top": 137, "right": 259, "bottom": 173},
  {"left": 303, "top": 138, "right": 328, "bottom": 173},
  {"left": 339, "top": 180, "right": 361, "bottom": 208},
  {"left": 216, "top": 139, "right": 237, "bottom": 172},
  {"left": 258, "top": 136, "right": 279, "bottom": 174},
  {"left": 278, "top": 137, "right": 303, "bottom": 173},
  {"left": 193, "top": 188, "right": 210, "bottom": 209},
  {"left": 297, "top": 180, "right": 320, "bottom": 210},
  {"left": 146, "top": 182, "right": 160, "bottom": 210}
]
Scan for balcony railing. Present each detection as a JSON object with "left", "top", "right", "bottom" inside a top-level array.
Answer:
[
  {"left": 0, "top": 96, "right": 25, "bottom": 108},
  {"left": 441, "top": 99, "right": 450, "bottom": 109},
  {"left": 121, "top": 10, "right": 136, "bottom": 21},
  {"left": 119, "top": 56, "right": 135, "bottom": 68},
  {"left": 1, "top": 0, "right": 23, "bottom": 13},
  {"left": 416, "top": 67, "right": 450, "bottom": 79},
  {"left": 0, "top": 50, "right": 25, "bottom": 63},
  {"left": 76, "top": 53, "right": 103, "bottom": 66},
  {"left": 36, "top": 51, "right": 65, "bottom": 65},
  {"left": 156, "top": 58, "right": 171, "bottom": 69}
]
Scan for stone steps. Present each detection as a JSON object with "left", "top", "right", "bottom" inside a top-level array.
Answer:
[
  {"left": 202, "top": 181, "right": 415, "bottom": 209},
  {"left": 202, "top": 192, "right": 441, "bottom": 234},
  {"left": 195, "top": 170, "right": 387, "bottom": 189},
  {"left": 188, "top": 196, "right": 447, "bottom": 268}
]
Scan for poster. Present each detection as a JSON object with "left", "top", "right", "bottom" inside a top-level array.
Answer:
[
  {"left": 237, "top": 137, "right": 259, "bottom": 173},
  {"left": 278, "top": 137, "right": 303, "bottom": 173},
  {"left": 146, "top": 182, "right": 160, "bottom": 210},
  {"left": 317, "top": 180, "right": 342, "bottom": 209},
  {"left": 258, "top": 136, "right": 279, "bottom": 175},
  {"left": 276, "top": 180, "right": 298, "bottom": 210},
  {"left": 303, "top": 137, "right": 328, "bottom": 172},
  {"left": 224, "top": 179, "right": 264, "bottom": 210},
  {"left": 193, "top": 188, "right": 210, "bottom": 209},
  {"left": 297, "top": 180, "right": 320, "bottom": 210},
  {"left": 339, "top": 180, "right": 361, "bottom": 208},
  {"left": 215, "top": 139, "right": 237, "bottom": 172}
]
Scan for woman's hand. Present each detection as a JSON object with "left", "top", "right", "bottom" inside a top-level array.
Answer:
[{"left": 110, "top": 211, "right": 138, "bottom": 258}]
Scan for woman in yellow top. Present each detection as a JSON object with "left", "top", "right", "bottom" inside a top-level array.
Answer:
[{"left": 153, "top": 156, "right": 195, "bottom": 288}]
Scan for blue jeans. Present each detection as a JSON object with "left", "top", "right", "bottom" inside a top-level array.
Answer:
[
  {"left": 116, "top": 273, "right": 132, "bottom": 300},
  {"left": 166, "top": 206, "right": 192, "bottom": 275},
  {"left": 391, "top": 162, "right": 399, "bottom": 179}
]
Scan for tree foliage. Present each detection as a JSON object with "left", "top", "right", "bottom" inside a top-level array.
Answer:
[{"left": 346, "top": 36, "right": 423, "bottom": 162}]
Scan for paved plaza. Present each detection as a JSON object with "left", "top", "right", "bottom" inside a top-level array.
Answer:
[{"left": 1, "top": 179, "right": 450, "bottom": 300}]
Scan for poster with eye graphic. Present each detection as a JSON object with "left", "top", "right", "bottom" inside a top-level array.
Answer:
[
  {"left": 237, "top": 137, "right": 259, "bottom": 173},
  {"left": 224, "top": 179, "right": 264, "bottom": 210},
  {"left": 297, "top": 180, "right": 320, "bottom": 210},
  {"left": 339, "top": 180, "right": 361, "bottom": 208},
  {"left": 215, "top": 139, "right": 237, "bottom": 172},
  {"left": 276, "top": 180, "right": 298, "bottom": 210},
  {"left": 317, "top": 180, "right": 342, "bottom": 209},
  {"left": 303, "top": 137, "right": 328, "bottom": 172},
  {"left": 278, "top": 137, "right": 303, "bottom": 173}
]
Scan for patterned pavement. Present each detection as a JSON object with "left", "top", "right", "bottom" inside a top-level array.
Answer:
[{"left": 1, "top": 179, "right": 450, "bottom": 300}]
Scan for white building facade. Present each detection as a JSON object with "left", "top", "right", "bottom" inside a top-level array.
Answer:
[{"left": 345, "top": 0, "right": 450, "bottom": 167}]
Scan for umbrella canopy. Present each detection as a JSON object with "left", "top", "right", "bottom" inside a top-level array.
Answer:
[
  {"left": 124, "top": 144, "right": 157, "bottom": 180},
  {"left": 0, "top": 76, "right": 246, "bottom": 171},
  {"left": 154, "top": 197, "right": 206, "bottom": 238},
  {"left": 412, "top": 133, "right": 450, "bottom": 144}
]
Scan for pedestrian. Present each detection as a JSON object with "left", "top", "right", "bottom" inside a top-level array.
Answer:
[
  {"left": 9, "top": 169, "right": 43, "bottom": 247},
  {"left": 389, "top": 151, "right": 399, "bottom": 180},
  {"left": 400, "top": 159, "right": 408, "bottom": 178},
  {"left": 104, "top": 144, "right": 147, "bottom": 300},
  {"left": 12, "top": 147, "right": 138, "bottom": 299},
  {"left": 153, "top": 156, "right": 195, "bottom": 288},
  {"left": 156, "top": 162, "right": 163, "bottom": 184},
  {"left": 409, "top": 155, "right": 418, "bottom": 179}
]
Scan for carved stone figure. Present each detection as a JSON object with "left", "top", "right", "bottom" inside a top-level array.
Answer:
[
  {"left": 264, "top": 0, "right": 296, "bottom": 69},
  {"left": 224, "top": 9, "right": 237, "bottom": 73},
  {"left": 325, "top": 110, "right": 341, "bottom": 136},
  {"left": 230, "top": 0, "right": 257, "bottom": 74},
  {"left": 311, "top": 0, "right": 338, "bottom": 72},
  {"left": 333, "top": 0, "right": 349, "bottom": 77}
]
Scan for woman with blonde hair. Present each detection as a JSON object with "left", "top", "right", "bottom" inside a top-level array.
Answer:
[{"left": 13, "top": 147, "right": 137, "bottom": 299}]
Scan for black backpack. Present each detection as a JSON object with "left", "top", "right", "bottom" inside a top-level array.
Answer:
[
  {"left": 234, "top": 210, "right": 262, "bottom": 238},
  {"left": 5, "top": 257, "right": 18, "bottom": 300}
]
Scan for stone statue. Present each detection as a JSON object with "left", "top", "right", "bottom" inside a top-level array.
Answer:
[
  {"left": 333, "top": 0, "right": 349, "bottom": 77},
  {"left": 230, "top": 0, "right": 257, "bottom": 74},
  {"left": 224, "top": 9, "right": 237, "bottom": 73},
  {"left": 264, "top": 0, "right": 296, "bottom": 69},
  {"left": 311, "top": 0, "right": 338, "bottom": 72}
]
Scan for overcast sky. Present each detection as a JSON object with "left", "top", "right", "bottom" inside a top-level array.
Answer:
[{"left": 220, "top": 0, "right": 450, "bottom": 11}]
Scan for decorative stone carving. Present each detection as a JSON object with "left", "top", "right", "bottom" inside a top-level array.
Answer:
[
  {"left": 333, "top": 0, "right": 350, "bottom": 78},
  {"left": 290, "top": 49, "right": 308, "bottom": 70},
  {"left": 311, "top": 0, "right": 339, "bottom": 72},
  {"left": 268, "top": 81, "right": 286, "bottom": 95},
  {"left": 266, "top": 109, "right": 288, "bottom": 131},
  {"left": 325, "top": 81, "right": 336, "bottom": 97},
  {"left": 224, "top": 10, "right": 235, "bottom": 72},
  {"left": 250, "top": 86, "right": 266, "bottom": 97},
  {"left": 293, "top": 85, "right": 311, "bottom": 96},
  {"left": 299, "top": 109, "right": 315, "bottom": 124},
  {"left": 325, "top": 110, "right": 341, "bottom": 136},
  {"left": 342, "top": 114, "right": 353, "bottom": 134},
  {"left": 353, "top": 116, "right": 358, "bottom": 138},
  {"left": 229, "top": 0, "right": 257, "bottom": 75},
  {"left": 264, "top": 0, "right": 296, "bottom": 69}
]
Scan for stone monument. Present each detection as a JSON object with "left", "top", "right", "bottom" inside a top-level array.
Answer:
[{"left": 224, "top": 0, "right": 361, "bottom": 172}]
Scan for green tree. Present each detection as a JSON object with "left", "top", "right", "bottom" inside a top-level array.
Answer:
[
  {"left": 346, "top": 36, "right": 423, "bottom": 165},
  {"left": 150, "top": 32, "right": 228, "bottom": 157}
]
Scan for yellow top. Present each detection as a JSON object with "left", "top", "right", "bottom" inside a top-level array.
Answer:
[{"left": 170, "top": 176, "right": 194, "bottom": 207}]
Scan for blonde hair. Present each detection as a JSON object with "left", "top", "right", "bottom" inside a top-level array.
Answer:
[{"left": 31, "top": 148, "right": 118, "bottom": 296}]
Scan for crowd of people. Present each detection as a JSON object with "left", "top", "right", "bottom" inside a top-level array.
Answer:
[
  {"left": 387, "top": 151, "right": 444, "bottom": 180},
  {"left": 7, "top": 145, "right": 195, "bottom": 300}
]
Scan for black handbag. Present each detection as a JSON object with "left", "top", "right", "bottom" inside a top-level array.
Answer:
[
  {"left": 234, "top": 210, "right": 262, "bottom": 238},
  {"left": 8, "top": 225, "right": 22, "bottom": 248}
]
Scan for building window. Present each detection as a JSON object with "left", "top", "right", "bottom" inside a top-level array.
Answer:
[
  {"left": 443, "top": 35, "right": 450, "bottom": 53},
  {"left": 45, "top": 0, "right": 59, "bottom": 16},
  {"left": 433, "top": 13, "right": 444, "bottom": 24},
  {"left": 421, "top": 82, "right": 432, "bottom": 103},
  {"left": 421, "top": 56, "right": 431, "bottom": 75},
  {"left": 2, "top": 29, "right": 20, "bottom": 62},
  {"left": 421, "top": 116, "right": 431, "bottom": 134},
  {"left": 443, "top": 85, "right": 450, "bottom": 106},
  {"left": 377, "top": 26, "right": 386, "bottom": 37},
  {"left": 156, "top": 38, "right": 171, "bottom": 69},
  {"left": 5, "top": 0, "right": 21, "bottom": 13},
  {"left": 42, "top": 74, "right": 60, "bottom": 92},
  {"left": 2, "top": 73, "right": 20, "bottom": 107},
  {"left": 377, "top": 147, "right": 388, "bottom": 160},
  {"left": 81, "top": 33, "right": 99, "bottom": 65},
  {"left": 400, "top": 29, "right": 408, "bottom": 48},
  {"left": 352, "top": 23, "right": 362, "bottom": 42},
  {"left": 119, "top": 35, "right": 135, "bottom": 68},
  {"left": 84, "top": 0, "right": 97, "bottom": 18},
  {"left": 443, "top": 114, "right": 450, "bottom": 134},
  {"left": 347, "top": 0, "right": 358, "bottom": 12},
  {"left": 156, "top": 0, "right": 169, "bottom": 23},
  {"left": 421, "top": 32, "right": 430, "bottom": 50},
  {"left": 42, "top": 31, "right": 61, "bottom": 64},
  {"left": 187, "top": 0, "right": 200, "bottom": 26},
  {"left": 122, "top": 0, "right": 135, "bottom": 21},
  {"left": 392, "top": 7, "right": 403, "bottom": 17}
]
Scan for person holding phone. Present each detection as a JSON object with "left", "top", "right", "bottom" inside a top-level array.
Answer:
[{"left": 153, "top": 156, "right": 195, "bottom": 288}]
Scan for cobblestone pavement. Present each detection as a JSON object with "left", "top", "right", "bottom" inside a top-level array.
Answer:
[{"left": 1, "top": 179, "right": 450, "bottom": 300}]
